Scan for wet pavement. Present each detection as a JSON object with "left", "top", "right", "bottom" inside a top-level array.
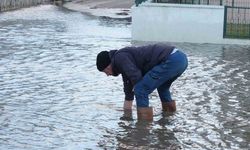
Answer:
[{"left": 0, "top": 5, "right": 249, "bottom": 150}]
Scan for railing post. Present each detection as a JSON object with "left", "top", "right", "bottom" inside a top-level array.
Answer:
[
  {"left": 249, "top": 22, "right": 250, "bottom": 38},
  {"left": 223, "top": 6, "right": 228, "bottom": 38}
]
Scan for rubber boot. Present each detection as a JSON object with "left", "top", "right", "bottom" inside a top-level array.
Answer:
[
  {"left": 137, "top": 107, "right": 153, "bottom": 121},
  {"left": 162, "top": 101, "right": 176, "bottom": 113}
]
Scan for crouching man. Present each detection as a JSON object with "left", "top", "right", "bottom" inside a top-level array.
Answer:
[{"left": 96, "top": 43, "right": 188, "bottom": 121}]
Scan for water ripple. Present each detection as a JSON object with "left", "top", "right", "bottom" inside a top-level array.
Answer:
[{"left": 0, "top": 5, "right": 249, "bottom": 150}]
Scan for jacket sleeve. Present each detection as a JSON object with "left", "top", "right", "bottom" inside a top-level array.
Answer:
[
  {"left": 122, "top": 74, "right": 134, "bottom": 100},
  {"left": 115, "top": 52, "right": 142, "bottom": 85}
]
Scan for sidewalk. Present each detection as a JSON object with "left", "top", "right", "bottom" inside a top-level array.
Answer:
[{"left": 63, "top": 0, "right": 134, "bottom": 18}]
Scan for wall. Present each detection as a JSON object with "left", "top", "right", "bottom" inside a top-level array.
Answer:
[
  {"left": 0, "top": 0, "right": 50, "bottom": 12},
  {"left": 132, "top": 3, "right": 250, "bottom": 45}
]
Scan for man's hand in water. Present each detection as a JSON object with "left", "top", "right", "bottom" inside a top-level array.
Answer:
[{"left": 120, "top": 100, "right": 133, "bottom": 121}]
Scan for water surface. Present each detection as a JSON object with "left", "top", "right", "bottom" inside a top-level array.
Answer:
[{"left": 0, "top": 5, "right": 249, "bottom": 150}]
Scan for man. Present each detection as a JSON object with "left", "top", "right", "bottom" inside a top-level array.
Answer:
[{"left": 96, "top": 43, "right": 188, "bottom": 121}]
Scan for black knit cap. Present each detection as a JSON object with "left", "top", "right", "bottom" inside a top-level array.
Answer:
[{"left": 96, "top": 51, "right": 111, "bottom": 71}]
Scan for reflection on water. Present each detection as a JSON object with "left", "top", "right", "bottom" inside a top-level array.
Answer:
[{"left": 0, "top": 5, "right": 249, "bottom": 150}]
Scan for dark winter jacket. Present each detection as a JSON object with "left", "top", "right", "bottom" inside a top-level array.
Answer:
[{"left": 109, "top": 43, "right": 175, "bottom": 100}]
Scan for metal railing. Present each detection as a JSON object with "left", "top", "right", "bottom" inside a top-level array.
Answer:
[
  {"left": 224, "top": 6, "right": 250, "bottom": 39},
  {"left": 154, "top": 0, "right": 223, "bottom": 5},
  {"left": 153, "top": 0, "right": 250, "bottom": 7},
  {"left": 0, "top": 0, "right": 49, "bottom": 12},
  {"left": 135, "top": 0, "right": 250, "bottom": 8},
  {"left": 135, "top": 0, "right": 250, "bottom": 7}
]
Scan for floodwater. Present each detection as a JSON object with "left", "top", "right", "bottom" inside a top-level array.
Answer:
[{"left": 0, "top": 5, "right": 249, "bottom": 150}]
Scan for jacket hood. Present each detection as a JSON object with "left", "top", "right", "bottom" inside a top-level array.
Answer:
[
  {"left": 109, "top": 50, "right": 117, "bottom": 58},
  {"left": 109, "top": 50, "right": 119, "bottom": 76}
]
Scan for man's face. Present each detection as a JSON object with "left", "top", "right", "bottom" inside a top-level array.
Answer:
[{"left": 103, "top": 64, "right": 113, "bottom": 76}]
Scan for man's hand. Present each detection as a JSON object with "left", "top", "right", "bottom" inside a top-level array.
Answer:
[
  {"left": 123, "top": 100, "right": 133, "bottom": 110},
  {"left": 120, "top": 100, "right": 133, "bottom": 121}
]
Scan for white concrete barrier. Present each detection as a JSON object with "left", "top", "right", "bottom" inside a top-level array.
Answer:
[{"left": 132, "top": 3, "right": 250, "bottom": 45}]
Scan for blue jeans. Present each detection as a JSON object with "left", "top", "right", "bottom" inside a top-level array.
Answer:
[{"left": 134, "top": 50, "right": 188, "bottom": 107}]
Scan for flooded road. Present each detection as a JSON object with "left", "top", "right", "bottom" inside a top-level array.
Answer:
[{"left": 0, "top": 5, "right": 249, "bottom": 150}]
